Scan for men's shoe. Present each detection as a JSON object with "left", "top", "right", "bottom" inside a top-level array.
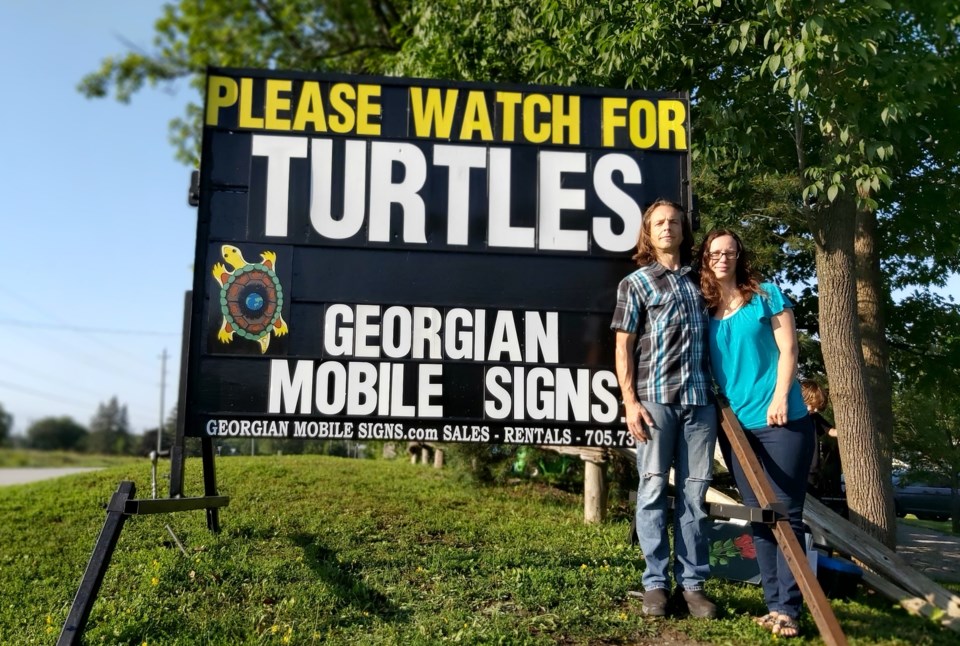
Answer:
[
  {"left": 682, "top": 590, "right": 717, "bottom": 619},
  {"left": 642, "top": 588, "right": 668, "bottom": 617}
]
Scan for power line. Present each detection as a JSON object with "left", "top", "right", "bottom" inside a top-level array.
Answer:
[
  {"left": 3, "top": 355, "right": 166, "bottom": 430},
  {"left": 0, "top": 319, "right": 178, "bottom": 337},
  {"left": 0, "top": 379, "right": 92, "bottom": 411},
  {"left": 4, "top": 356, "right": 115, "bottom": 400},
  {"left": 11, "top": 332, "right": 161, "bottom": 385},
  {"left": 5, "top": 288, "right": 181, "bottom": 368}
]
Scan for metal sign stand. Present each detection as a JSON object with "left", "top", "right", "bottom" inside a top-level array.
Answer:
[{"left": 57, "top": 293, "right": 229, "bottom": 646}]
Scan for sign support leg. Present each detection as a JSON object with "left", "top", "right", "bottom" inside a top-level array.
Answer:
[
  {"left": 57, "top": 482, "right": 135, "bottom": 646},
  {"left": 169, "top": 290, "right": 193, "bottom": 498},
  {"left": 720, "top": 406, "right": 846, "bottom": 646},
  {"left": 201, "top": 436, "right": 220, "bottom": 533}
]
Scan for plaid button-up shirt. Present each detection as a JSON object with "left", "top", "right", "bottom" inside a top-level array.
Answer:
[{"left": 610, "top": 262, "right": 712, "bottom": 405}]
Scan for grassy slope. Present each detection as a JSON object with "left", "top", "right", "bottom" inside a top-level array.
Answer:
[
  {"left": 0, "top": 448, "right": 141, "bottom": 468},
  {"left": 0, "top": 456, "right": 956, "bottom": 645}
]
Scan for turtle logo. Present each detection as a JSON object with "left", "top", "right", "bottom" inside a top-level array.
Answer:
[{"left": 211, "top": 245, "right": 288, "bottom": 353}]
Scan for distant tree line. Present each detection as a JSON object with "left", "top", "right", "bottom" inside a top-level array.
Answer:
[{"left": 0, "top": 396, "right": 178, "bottom": 456}]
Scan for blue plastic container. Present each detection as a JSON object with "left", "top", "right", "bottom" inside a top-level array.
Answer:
[{"left": 817, "top": 555, "right": 863, "bottom": 599}]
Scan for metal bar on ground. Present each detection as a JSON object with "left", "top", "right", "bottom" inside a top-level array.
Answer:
[
  {"left": 707, "top": 501, "right": 785, "bottom": 524},
  {"left": 125, "top": 496, "right": 230, "bottom": 515},
  {"left": 57, "top": 481, "right": 136, "bottom": 646},
  {"left": 200, "top": 435, "right": 221, "bottom": 533}
]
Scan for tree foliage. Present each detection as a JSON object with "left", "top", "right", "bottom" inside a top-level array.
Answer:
[
  {"left": 27, "top": 417, "right": 88, "bottom": 451},
  {"left": 79, "top": 0, "right": 409, "bottom": 164},
  {"left": 893, "top": 352, "right": 960, "bottom": 533},
  {"left": 88, "top": 397, "right": 132, "bottom": 455},
  {"left": 0, "top": 403, "right": 11, "bottom": 447}
]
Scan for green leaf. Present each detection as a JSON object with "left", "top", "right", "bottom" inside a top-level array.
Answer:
[
  {"left": 769, "top": 54, "right": 781, "bottom": 73},
  {"left": 827, "top": 184, "right": 839, "bottom": 202}
]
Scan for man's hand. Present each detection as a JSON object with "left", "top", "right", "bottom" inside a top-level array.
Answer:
[{"left": 625, "top": 400, "right": 655, "bottom": 443}]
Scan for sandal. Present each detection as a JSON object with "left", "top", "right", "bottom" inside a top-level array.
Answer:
[
  {"left": 771, "top": 615, "right": 800, "bottom": 638},
  {"left": 753, "top": 612, "right": 779, "bottom": 631}
]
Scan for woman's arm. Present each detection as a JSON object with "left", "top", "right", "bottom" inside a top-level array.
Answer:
[{"left": 768, "top": 307, "right": 799, "bottom": 426}]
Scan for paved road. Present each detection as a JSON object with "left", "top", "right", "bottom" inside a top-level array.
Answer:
[
  {"left": 0, "top": 467, "right": 101, "bottom": 486},
  {"left": 896, "top": 522, "right": 960, "bottom": 583}
]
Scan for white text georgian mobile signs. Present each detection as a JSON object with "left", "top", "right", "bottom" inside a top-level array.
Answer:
[{"left": 186, "top": 68, "right": 692, "bottom": 448}]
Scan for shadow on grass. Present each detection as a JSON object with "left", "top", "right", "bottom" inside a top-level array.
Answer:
[{"left": 291, "top": 533, "right": 409, "bottom": 626}]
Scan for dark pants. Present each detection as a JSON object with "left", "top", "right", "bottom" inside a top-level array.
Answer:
[{"left": 720, "top": 416, "right": 815, "bottom": 618}]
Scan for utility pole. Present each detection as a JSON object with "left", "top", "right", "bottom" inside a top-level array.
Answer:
[{"left": 157, "top": 349, "right": 167, "bottom": 454}]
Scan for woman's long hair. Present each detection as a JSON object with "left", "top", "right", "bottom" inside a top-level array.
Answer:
[
  {"left": 633, "top": 199, "right": 695, "bottom": 267},
  {"left": 697, "top": 229, "right": 763, "bottom": 314}
]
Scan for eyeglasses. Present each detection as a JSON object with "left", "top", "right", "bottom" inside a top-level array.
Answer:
[{"left": 706, "top": 251, "right": 739, "bottom": 261}]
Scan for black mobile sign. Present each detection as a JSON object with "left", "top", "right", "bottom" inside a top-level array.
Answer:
[{"left": 185, "top": 67, "right": 692, "bottom": 448}]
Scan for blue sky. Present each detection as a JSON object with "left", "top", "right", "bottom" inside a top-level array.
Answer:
[{"left": 2, "top": 1, "right": 194, "bottom": 434}]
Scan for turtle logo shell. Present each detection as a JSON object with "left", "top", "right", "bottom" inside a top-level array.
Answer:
[{"left": 211, "top": 245, "right": 289, "bottom": 353}]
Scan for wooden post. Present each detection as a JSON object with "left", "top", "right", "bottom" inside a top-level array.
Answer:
[
  {"left": 433, "top": 448, "right": 445, "bottom": 469},
  {"left": 583, "top": 460, "right": 608, "bottom": 523},
  {"left": 420, "top": 446, "right": 430, "bottom": 465},
  {"left": 720, "top": 407, "right": 847, "bottom": 646},
  {"left": 537, "top": 446, "right": 609, "bottom": 524}
]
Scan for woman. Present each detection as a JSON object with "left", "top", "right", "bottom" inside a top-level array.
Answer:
[{"left": 698, "top": 229, "right": 814, "bottom": 639}]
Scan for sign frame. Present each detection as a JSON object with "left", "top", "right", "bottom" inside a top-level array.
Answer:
[{"left": 183, "top": 66, "right": 695, "bottom": 449}]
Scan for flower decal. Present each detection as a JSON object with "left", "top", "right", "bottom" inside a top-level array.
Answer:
[
  {"left": 710, "top": 532, "right": 758, "bottom": 565},
  {"left": 734, "top": 533, "right": 757, "bottom": 559}
]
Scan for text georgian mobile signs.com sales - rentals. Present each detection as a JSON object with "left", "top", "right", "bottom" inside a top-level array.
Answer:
[{"left": 185, "top": 68, "right": 692, "bottom": 448}]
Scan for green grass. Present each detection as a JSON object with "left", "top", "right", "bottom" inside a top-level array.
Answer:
[
  {"left": 0, "top": 448, "right": 141, "bottom": 468},
  {"left": 900, "top": 515, "right": 959, "bottom": 536},
  {"left": 1, "top": 456, "right": 957, "bottom": 645}
]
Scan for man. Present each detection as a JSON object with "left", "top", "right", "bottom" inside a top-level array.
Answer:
[{"left": 611, "top": 199, "right": 718, "bottom": 618}]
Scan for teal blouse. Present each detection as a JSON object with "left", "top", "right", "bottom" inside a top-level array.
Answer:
[{"left": 708, "top": 282, "right": 807, "bottom": 430}]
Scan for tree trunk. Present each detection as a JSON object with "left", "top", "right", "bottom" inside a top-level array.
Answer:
[
  {"left": 854, "top": 206, "right": 898, "bottom": 547},
  {"left": 811, "top": 195, "right": 896, "bottom": 547},
  {"left": 855, "top": 207, "right": 895, "bottom": 464}
]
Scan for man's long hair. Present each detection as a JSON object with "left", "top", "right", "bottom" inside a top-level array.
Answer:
[
  {"left": 696, "top": 228, "right": 764, "bottom": 314},
  {"left": 633, "top": 199, "right": 694, "bottom": 267}
]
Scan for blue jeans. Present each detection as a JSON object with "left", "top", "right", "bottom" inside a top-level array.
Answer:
[
  {"left": 635, "top": 401, "right": 717, "bottom": 591},
  {"left": 721, "top": 416, "right": 815, "bottom": 618}
]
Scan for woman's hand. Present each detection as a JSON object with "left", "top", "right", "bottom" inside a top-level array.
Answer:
[{"left": 766, "top": 395, "right": 789, "bottom": 427}]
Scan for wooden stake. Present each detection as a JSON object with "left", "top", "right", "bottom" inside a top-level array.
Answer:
[{"left": 583, "top": 460, "right": 607, "bottom": 523}]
